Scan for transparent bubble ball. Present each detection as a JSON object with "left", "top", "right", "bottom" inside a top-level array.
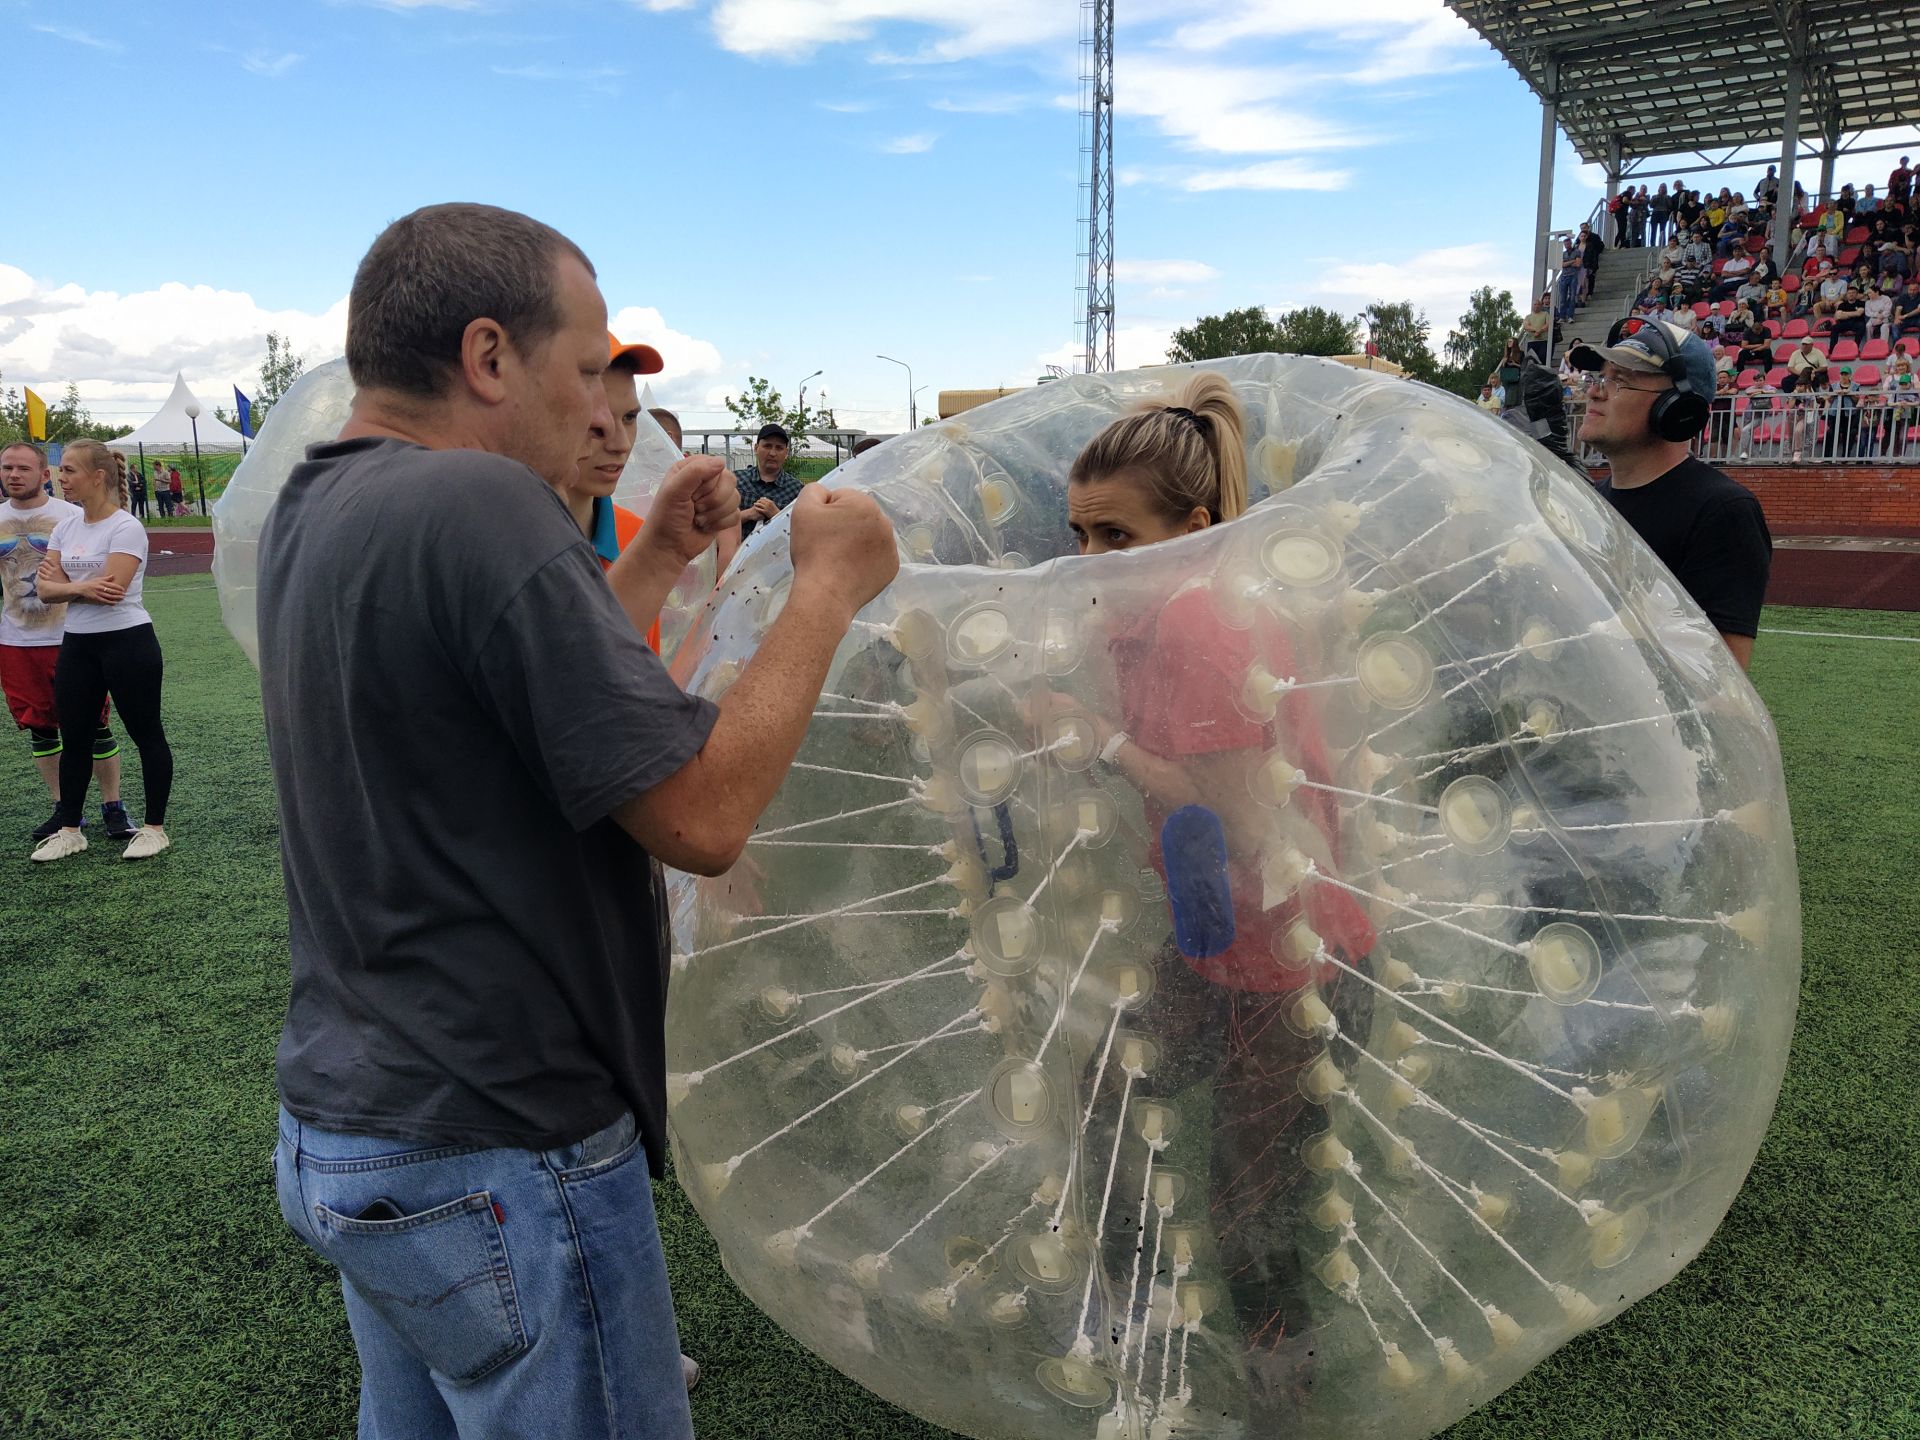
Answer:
[
  {"left": 664, "top": 355, "right": 1799, "bottom": 1440},
  {"left": 211, "top": 357, "right": 701, "bottom": 666}
]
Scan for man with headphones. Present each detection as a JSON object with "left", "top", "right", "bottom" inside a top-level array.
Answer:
[{"left": 1571, "top": 317, "right": 1772, "bottom": 669}]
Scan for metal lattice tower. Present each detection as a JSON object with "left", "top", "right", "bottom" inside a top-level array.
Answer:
[{"left": 1077, "top": 0, "right": 1115, "bottom": 374}]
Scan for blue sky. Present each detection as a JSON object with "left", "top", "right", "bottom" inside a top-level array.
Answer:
[{"left": 3, "top": 0, "right": 1914, "bottom": 434}]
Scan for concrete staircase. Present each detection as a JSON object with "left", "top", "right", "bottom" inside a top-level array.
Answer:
[{"left": 1558, "top": 246, "right": 1657, "bottom": 357}]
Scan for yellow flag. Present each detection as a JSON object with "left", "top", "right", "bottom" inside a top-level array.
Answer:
[{"left": 23, "top": 387, "right": 47, "bottom": 441}]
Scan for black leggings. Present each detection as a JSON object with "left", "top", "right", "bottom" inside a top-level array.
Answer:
[{"left": 54, "top": 625, "right": 171, "bottom": 827}]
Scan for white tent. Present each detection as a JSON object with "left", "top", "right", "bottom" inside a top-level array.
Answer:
[{"left": 107, "top": 373, "right": 248, "bottom": 453}]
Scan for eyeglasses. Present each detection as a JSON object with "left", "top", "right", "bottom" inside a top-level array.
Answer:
[{"left": 1581, "top": 368, "right": 1673, "bottom": 395}]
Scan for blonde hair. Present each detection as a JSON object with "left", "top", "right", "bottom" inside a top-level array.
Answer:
[
  {"left": 1069, "top": 370, "right": 1248, "bottom": 524},
  {"left": 64, "top": 439, "right": 126, "bottom": 511}
]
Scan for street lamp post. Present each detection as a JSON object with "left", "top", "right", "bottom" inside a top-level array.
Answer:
[
  {"left": 796, "top": 369, "right": 823, "bottom": 430},
  {"left": 182, "top": 400, "right": 207, "bottom": 516},
  {"left": 876, "top": 354, "right": 917, "bottom": 430}
]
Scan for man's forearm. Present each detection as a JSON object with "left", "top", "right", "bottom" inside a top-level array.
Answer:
[{"left": 616, "top": 578, "right": 859, "bottom": 873}]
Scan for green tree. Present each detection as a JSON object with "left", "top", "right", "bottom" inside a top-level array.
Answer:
[
  {"left": 1436, "top": 285, "right": 1523, "bottom": 399},
  {"left": 1362, "top": 300, "right": 1438, "bottom": 381},
  {"left": 1166, "top": 306, "right": 1280, "bottom": 363},
  {"left": 1271, "top": 305, "right": 1361, "bottom": 357},
  {"left": 0, "top": 374, "right": 129, "bottom": 443},
  {"left": 256, "top": 330, "right": 305, "bottom": 424},
  {"left": 722, "top": 376, "right": 833, "bottom": 450}
]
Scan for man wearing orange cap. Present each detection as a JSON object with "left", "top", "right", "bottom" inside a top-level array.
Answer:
[{"left": 553, "top": 334, "right": 668, "bottom": 648}]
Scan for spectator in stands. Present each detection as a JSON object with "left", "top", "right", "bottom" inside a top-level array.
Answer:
[
  {"left": 1879, "top": 238, "right": 1909, "bottom": 283},
  {"left": 127, "top": 461, "right": 147, "bottom": 521},
  {"left": 1556, "top": 239, "right": 1583, "bottom": 322},
  {"left": 1674, "top": 254, "right": 1706, "bottom": 302},
  {"left": 1727, "top": 298, "right": 1760, "bottom": 336},
  {"left": 1579, "top": 222, "right": 1604, "bottom": 301},
  {"left": 1783, "top": 335, "right": 1829, "bottom": 392},
  {"left": 1757, "top": 166, "right": 1779, "bottom": 206},
  {"left": 1819, "top": 202, "right": 1846, "bottom": 249},
  {"left": 1715, "top": 211, "right": 1750, "bottom": 258},
  {"left": 1734, "top": 272, "right": 1767, "bottom": 313},
  {"left": 1893, "top": 276, "right": 1920, "bottom": 337},
  {"left": 1830, "top": 284, "right": 1869, "bottom": 344},
  {"left": 1890, "top": 156, "right": 1913, "bottom": 206},
  {"left": 1811, "top": 267, "right": 1850, "bottom": 322},
  {"left": 1476, "top": 382, "right": 1501, "bottom": 413},
  {"left": 1628, "top": 185, "right": 1649, "bottom": 246},
  {"left": 1736, "top": 333, "right": 1774, "bottom": 376},
  {"left": 1765, "top": 279, "right": 1790, "bottom": 322},
  {"left": 1649, "top": 183, "right": 1673, "bottom": 246},
  {"left": 1676, "top": 189, "right": 1704, "bottom": 232},
  {"left": 1570, "top": 319, "right": 1771, "bottom": 668},
  {"left": 1522, "top": 294, "right": 1552, "bottom": 362},
  {"left": 1711, "top": 250, "right": 1755, "bottom": 300},
  {"left": 1836, "top": 183, "right": 1859, "bottom": 224},
  {"left": 1859, "top": 184, "right": 1880, "bottom": 218},
  {"left": 1885, "top": 354, "right": 1917, "bottom": 456},
  {"left": 1703, "top": 195, "right": 1728, "bottom": 239},
  {"left": 1825, "top": 367, "right": 1865, "bottom": 457},
  {"left": 1680, "top": 228, "right": 1713, "bottom": 270},
  {"left": 1865, "top": 284, "right": 1896, "bottom": 346},
  {"left": 167, "top": 467, "right": 183, "bottom": 516},
  {"left": 1714, "top": 345, "right": 1738, "bottom": 382},
  {"left": 1668, "top": 299, "right": 1699, "bottom": 335}
]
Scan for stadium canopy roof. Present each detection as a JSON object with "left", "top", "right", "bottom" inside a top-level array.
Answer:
[{"left": 1446, "top": 0, "right": 1920, "bottom": 166}]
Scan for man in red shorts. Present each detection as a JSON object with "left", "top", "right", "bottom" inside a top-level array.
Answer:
[{"left": 0, "top": 441, "right": 133, "bottom": 842}]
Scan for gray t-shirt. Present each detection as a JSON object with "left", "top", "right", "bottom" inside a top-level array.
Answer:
[{"left": 260, "top": 436, "right": 717, "bottom": 1167}]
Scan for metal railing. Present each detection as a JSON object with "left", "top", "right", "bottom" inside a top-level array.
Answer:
[{"left": 1566, "top": 391, "right": 1920, "bottom": 466}]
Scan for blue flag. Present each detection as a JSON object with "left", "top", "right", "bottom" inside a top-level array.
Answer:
[{"left": 234, "top": 386, "right": 254, "bottom": 439}]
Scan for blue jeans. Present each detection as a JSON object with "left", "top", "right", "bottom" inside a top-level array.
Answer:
[{"left": 274, "top": 1106, "right": 692, "bottom": 1440}]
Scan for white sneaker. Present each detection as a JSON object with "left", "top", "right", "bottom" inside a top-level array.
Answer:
[
  {"left": 31, "top": 827, "right": 87, "bottom": 862},
  {"left": 681, "top": 1354, "right": 701, "bottom": 1391},
  {"left": 123, "top": 825, "right": 171, "bottom": 860}
]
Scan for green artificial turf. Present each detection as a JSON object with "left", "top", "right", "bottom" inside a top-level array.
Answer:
[{"left": 1, "top": 582, "right": 1914, "bottom": 1439}]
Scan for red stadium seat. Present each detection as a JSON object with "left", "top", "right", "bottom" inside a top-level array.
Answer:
[
  {"left": 1840, "top": 246, "right": 1861, "bottom": 267},
  {"left": 1812, "top": 318, "right": 1833, "bottom": 336},
  {"left": 1898, "top": 338, "right": 1920, "bottom": 357},
  {"left": 1798, "top": 209, "right": 1822, "bottom": 230},
  {"left": 1737, "top": 369, "right": 1763, "bottom": 389},
  {"left": 1862, "top": 338, "right": 1892, "bottom": 361},
  {"left": 1717, "top": 300, "right": 1736, "bottom": 316},
  {"left": 1854, "top": 363, "right": 1882, "bottom": 384},
  {"left": 1692, "top": 301, "right": 1710, "bottom": 318},
  {"left": 1832, "top": 338, "right": 1860, "bottom": 361},
  {"left": 1846, "top": 226, "right": 1871, "bottom": 244},
  {"left": 1783, "top": 317, "right": 1810, "bottom": 337},
  {"left": 1772, "top": 341, "right": 1798, "bottom": 361},
  {"left": 1782, "top": 273, "right": 1802, "bottom": 293},
  {"left": 1711, "top": 258, "right": 1729, "bottom": 275},
  {"left": 1745, "top": 235, "right": 1768, "bottom": 254},
  {"left": 1766, "top": 366, "right": 1789, "bottom": 387}
]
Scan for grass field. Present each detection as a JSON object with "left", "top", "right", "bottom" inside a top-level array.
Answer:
[{"left": 2, "top": 576, "right": 1915, "bottom": 1440}]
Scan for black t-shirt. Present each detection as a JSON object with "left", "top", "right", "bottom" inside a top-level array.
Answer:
[
  {"left": 258, "top": 437, "right": 718, "bottom": 1167},
  {"left": 1597, "top": 457, "right": 1773, "bottom": 638}
]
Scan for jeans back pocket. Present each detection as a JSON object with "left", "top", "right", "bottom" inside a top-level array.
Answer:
[{"left": 311, "top": 1190, "right": 527, "bottom": 1383}]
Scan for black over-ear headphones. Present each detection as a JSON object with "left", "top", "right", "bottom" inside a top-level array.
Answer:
[{"left": 1606, "top": 316, "right": 1711, "bottom": 442}]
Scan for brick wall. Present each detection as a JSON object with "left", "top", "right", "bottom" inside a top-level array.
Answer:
[{"left": 1721, "top": 466, "right": 1920, "bottom": 537}]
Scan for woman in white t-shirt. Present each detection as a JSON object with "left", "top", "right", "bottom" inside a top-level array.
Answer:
[{"left": 31, "top": 439, "right": 173, "bottom": 860}]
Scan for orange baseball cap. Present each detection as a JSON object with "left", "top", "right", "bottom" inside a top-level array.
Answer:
[{"left": 608, "top": 331, "right": 664, "bottom": 375}]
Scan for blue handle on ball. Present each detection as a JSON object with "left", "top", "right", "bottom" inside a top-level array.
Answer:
[{"left": 1162, "top": 805, "right": 1236, "bottom": 959}]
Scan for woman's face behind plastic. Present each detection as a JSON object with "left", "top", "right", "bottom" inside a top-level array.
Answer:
[{"left": 1067, "top": 473, "right": 1210, "bottom": 555}]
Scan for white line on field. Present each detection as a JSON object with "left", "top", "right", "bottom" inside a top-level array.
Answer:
[{"left": 1763, "top": 628, "right": 1920, "bottom": 645}]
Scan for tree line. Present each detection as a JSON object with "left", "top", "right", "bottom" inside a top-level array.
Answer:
[{"left": 1167, "top": 289, "right": 1523, "bottom": 399}]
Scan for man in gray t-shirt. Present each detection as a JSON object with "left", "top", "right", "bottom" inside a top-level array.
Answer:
[{"left": 263, "top": 203, "right": 898, "bottom": 1439}]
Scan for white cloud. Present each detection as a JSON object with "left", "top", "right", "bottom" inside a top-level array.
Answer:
[
  {"left": 634, "top": 0, "right": 700, "bottom": 10},
  {"left": 607, "top": 305, "right": 731, "bottom": 412},
  {"left": 929, "top": 94, "right": 1035, "bottom": 114},
  {"left": 493, "top": 63, "right": 624, "bottom": 84},
  {"left": 1178, "top": 159, "right": 1353, "bottom": 192},
  {"left": 816, "top": 98, "right": 878, "bottom": 112},
  {"left": 705, "top": 0, "right": 1073, "bottom": 62},
  {"left": 1307, "top": 242, "right": 1530, "bottom": 332},
  {"left": 879, "top": 132, "right": 936, "bottom": 154},
  {"left": 1168, "top": 0, "right": 1484, "bottom": 85},
  {"left": 1118, "top": 56, "right": 1375, "bottom": 158},
  {"left": 33, "top": 23, "right": 121, "bottom": 52},
  {"left": 0, "top": 264, "right": 347, "bottom": 425},
  {"left": 1115, "top": 260, "right": 1219, "bottom": 285},
  {"left": 1037, "top": 323, "right": 1175, "bottom": 376},
  {"left": 242, "top": 50, "right": 304, "bottom": 77}
]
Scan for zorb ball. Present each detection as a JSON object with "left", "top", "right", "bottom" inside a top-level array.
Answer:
[
  {"left": 211, "top": 357, "right": 702, "bottom": 665},
  {"left": 663, "top": 355, "right": 1799, "bottom": 1440}
]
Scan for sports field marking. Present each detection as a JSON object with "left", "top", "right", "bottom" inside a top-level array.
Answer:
[{"left": 1762, "top": 628, "right": 1920, "bottom": 645}]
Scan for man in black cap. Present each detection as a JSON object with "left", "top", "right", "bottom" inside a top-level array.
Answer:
[
  {"left": 1570, "top": 317, "right": 1772, "bottom": 669},
  {"left": 734, "top": 422, "right": 805, "bottom": 539}
]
